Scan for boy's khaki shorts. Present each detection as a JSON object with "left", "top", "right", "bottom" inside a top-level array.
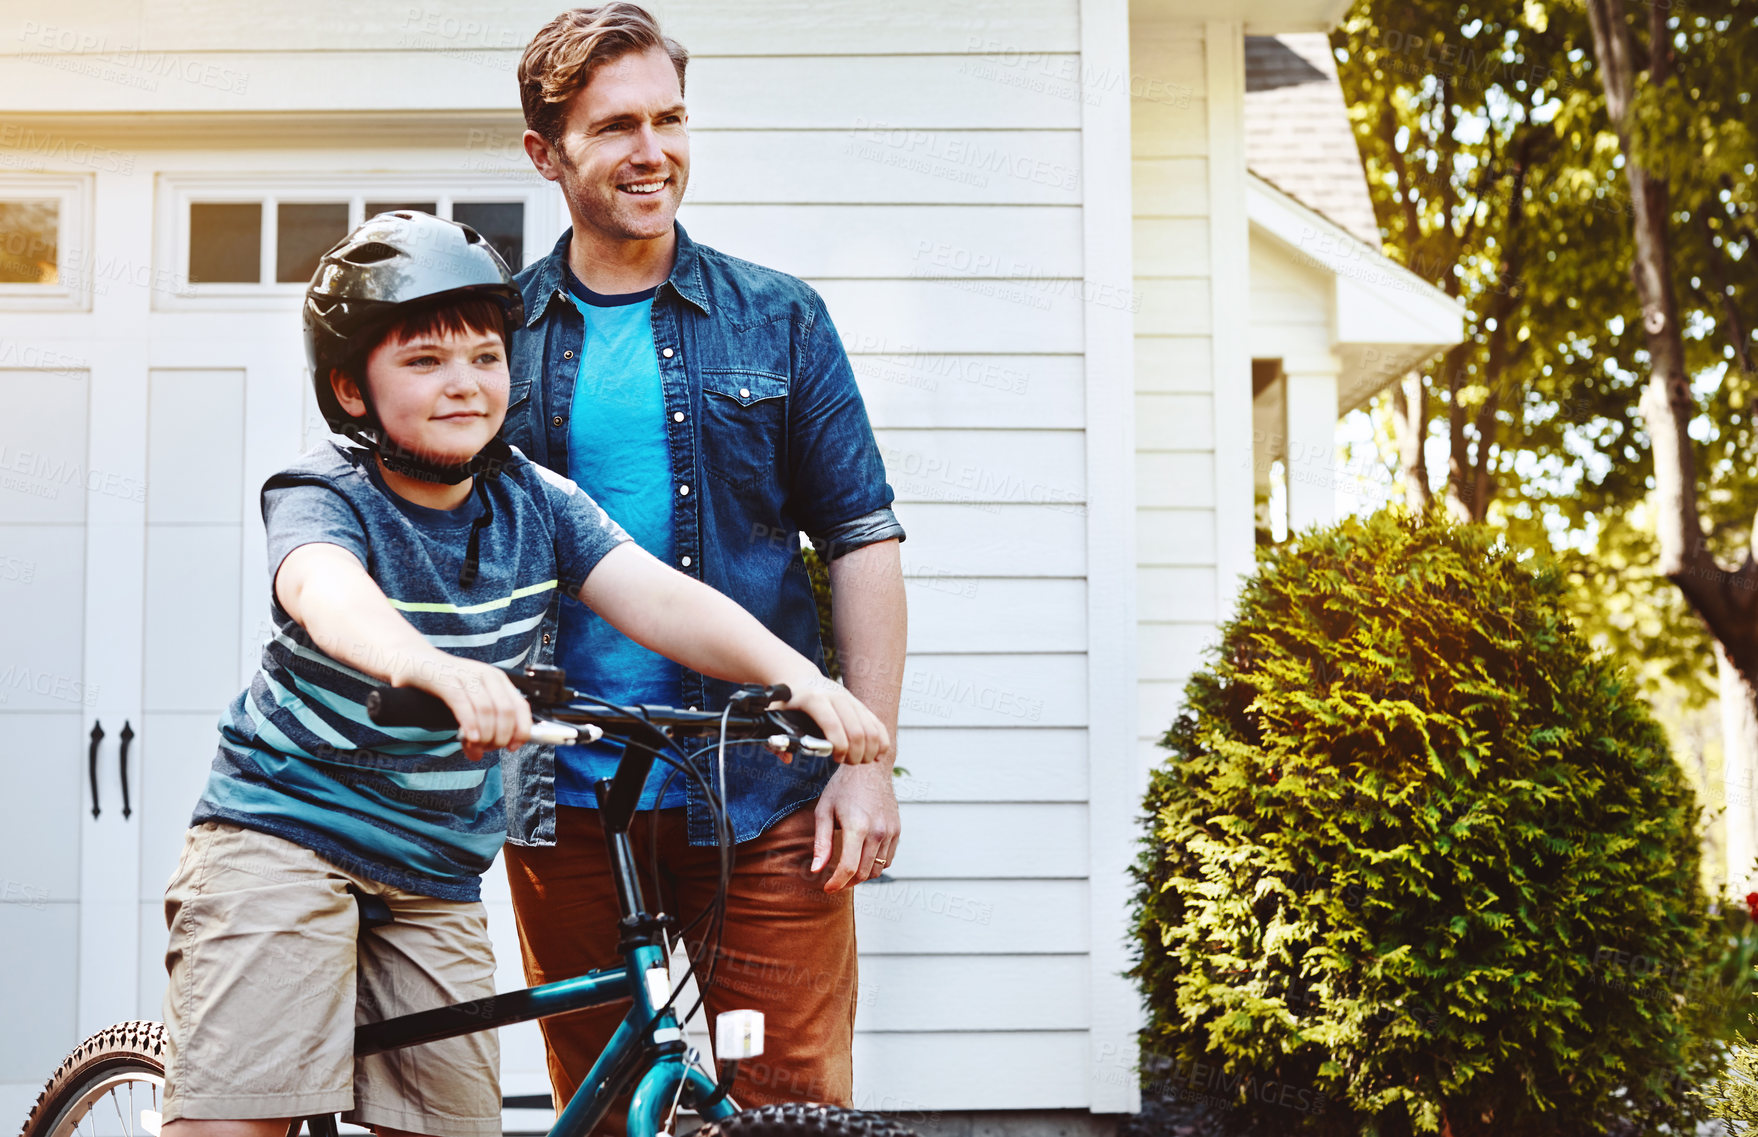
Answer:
[{"left": 161, "top": 821, "right": 501, "bottom": 1137}]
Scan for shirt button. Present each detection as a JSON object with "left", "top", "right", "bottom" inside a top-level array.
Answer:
[
  {"left": 542, "top": 633, "right": 552, "bottom": 645},
  {"left": 680, "top": 555, "right": 692, "bottom": 567},
  {"left": 673, "top": 411, "right": 685, "bottom": 422},
  {"left": 552, "top": 415, "right": 565, "bottom": 427},
  {"left": 662, "top": 347, "right": 675, "bottom": 359},
  {"left": 678, "top": 484, "right": 690, "bottom": 496},
  {"left": 739, "top": 387, "right": 751, "bottom": 398},
  {"left": 563, "top": 350, "right": 574, "bottom": 359}
]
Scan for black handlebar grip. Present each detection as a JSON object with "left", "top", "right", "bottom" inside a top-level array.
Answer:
[
  {"left": 366, "top": 686, "right": 458, "bottom": 730},
  {"left": 774, "top": 708, "right": 826, "bottom": 740}
]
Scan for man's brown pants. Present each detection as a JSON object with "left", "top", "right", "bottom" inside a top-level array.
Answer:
[{"left": 504, "top": 804, "right": 856, "bottom": 1132}]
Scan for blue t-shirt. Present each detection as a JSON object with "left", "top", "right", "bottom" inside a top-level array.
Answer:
[
  {"left": 554, "top": 270, "right": 686, "bottom": 809},
  {"left": 190, "top": 442, "right": 630, "bottom": 901}
]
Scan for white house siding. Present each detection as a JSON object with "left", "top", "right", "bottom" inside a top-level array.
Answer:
[
  {"left": 1246, "top": 228, "right": 1338, "bottom": 492},
  {"left": 1129, "top": 14, "right": 1251, "bottom": 791},
  {"left": 0, "top": 0, "right": 1167, "bottom": 1122}
]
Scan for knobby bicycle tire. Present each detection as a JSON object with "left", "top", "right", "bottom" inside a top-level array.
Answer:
[
  {"left": 20, "top": 1021, "right": 168, "bottom": 1137},
  {"left": 694, "top": 1103, "right": 920, "bottom": 1137}
]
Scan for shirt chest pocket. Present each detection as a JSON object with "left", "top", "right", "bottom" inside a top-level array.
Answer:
[{"left": 700, "top": 370, "right": 788, "bottom": 491}]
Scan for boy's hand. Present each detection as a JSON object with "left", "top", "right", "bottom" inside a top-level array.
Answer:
[
  {"left": 397, "top": 654, "right": 531, "bottom": 761},
  {"left": 779, "top": 676, "right": 890, "bottom": 767}
]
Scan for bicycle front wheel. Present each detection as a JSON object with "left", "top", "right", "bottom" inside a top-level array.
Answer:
[
  {"left": 20, "top": 1021, "right": 168, "bottom": 1137},
  {"left": 695, "top": 1103, "right": 919, "bottom": 1137}
]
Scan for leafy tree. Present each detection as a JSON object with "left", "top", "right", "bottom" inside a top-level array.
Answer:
[
  {"left": 1575, "top": 0, "right": 1758, "bottom": 885},
  {"left": 1333, "top": 0, "right": 1758, "bottom": 884}
]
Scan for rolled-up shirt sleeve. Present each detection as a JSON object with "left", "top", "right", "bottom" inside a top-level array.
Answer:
[{"left": 785, "top": 292, "right": 907, "bottom": 561}]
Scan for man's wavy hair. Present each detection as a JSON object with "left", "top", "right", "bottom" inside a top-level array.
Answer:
[{"left": 518, "top": 4, "right": 689, "bottom": 150}]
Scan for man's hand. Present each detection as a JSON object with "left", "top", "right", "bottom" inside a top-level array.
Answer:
[
  {"left": 812, "top": 760, "right": 901, "bottom": 891},
  {"left": 398, "top": 654, "right": 531, "bottom": 761}
]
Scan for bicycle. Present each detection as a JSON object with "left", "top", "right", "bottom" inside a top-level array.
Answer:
[{"left": 19, "top": 664, "right": 915, "bottom": 1137}]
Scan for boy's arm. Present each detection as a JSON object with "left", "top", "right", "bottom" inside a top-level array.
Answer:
[
  {"left": 577, "top": 542, "right": 890, "bottom": 765},
  {"left": 276, "top": 541, "right": 531, "bottom": 759}
]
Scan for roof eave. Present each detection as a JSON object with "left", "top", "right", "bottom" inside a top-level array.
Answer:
[{"left": 1247, "top": 172, "right": 1465, "bottom": 406}]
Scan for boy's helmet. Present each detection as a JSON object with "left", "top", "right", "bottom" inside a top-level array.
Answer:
[{"left": 304, "top": 210, "right": 525, "bottom": 438}]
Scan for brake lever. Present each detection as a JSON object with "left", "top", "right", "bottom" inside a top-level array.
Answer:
[
  {"left": 530, "top": 721, "right": 601, "bottom": 747},
  {"left": 766, "top": 733, "right": 832, "bottom": 758}
]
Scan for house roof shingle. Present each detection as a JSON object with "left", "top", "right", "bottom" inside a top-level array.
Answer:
[{"left": 1243, "top": 33, "right": 1382, "bottom": 249}]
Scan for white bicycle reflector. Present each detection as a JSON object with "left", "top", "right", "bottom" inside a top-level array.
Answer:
[{"left": 716, "top": 1009, "right": 765, "bottom": 1059}]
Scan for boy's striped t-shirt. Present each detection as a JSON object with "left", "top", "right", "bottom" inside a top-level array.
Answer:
[{"left": 190, "top": 442, "right": 629, "bottom": 901}]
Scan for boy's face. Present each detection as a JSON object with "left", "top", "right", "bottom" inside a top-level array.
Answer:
[
  {"left": 331, "top": 326, "right": 508, "bottom": 464},
  {"left": 527, "top": 45, "right": 689, "bottom": 244}
]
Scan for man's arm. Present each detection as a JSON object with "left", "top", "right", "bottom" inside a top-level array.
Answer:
[
  {"left": 813, "top": 537, "right": 907, "bottom": 891},
  {"left": 578, "top": 541, "right": 891, "bottom": 764}
]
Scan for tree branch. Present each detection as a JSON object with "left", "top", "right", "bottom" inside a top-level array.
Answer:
[
  {"left": 1698, "top": 207, "right": 1755, "bottom": 374},
  {"left": 1391, "top": 372, "right": 1433, "bottom": 509},
  {"left": 1585, "top": 0, "right": 1752, "bottom": 661}
]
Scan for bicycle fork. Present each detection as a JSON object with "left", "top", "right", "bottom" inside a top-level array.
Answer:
[{"left": 546, "top": 761, "right": 742, "bottom": 1137}]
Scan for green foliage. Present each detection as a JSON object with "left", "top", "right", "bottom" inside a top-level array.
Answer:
[
  {"left": 801, "top": 543, "right": 841, "bottom": 684},
  {"left": 1130, "top": 510, "right": 1721, "bottom": 1136},
  {"left": 1333, "top": 0, "right": 1758, "bottom": 702},
  {"left": 1693, "top": 903, "right": 1758, "bottom": 1128}
]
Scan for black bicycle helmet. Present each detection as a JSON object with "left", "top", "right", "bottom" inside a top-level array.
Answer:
[
  {"left": 304, "top": 211, "right": 527, "bottom": 586},
  {"left": 304, "top": 210, "right": 524, "bottom": 455}
]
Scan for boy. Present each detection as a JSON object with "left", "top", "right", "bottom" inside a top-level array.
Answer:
[{"left": 157, "top": 210, "right": 888, "bottom": 1137}]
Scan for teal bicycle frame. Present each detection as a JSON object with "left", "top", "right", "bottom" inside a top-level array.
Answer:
[{"left": 318, "top": 731, "right": 742, "bottom": 1137}]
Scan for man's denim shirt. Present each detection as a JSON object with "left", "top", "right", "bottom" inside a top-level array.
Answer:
[{"left": 499, "top": 224, "right": 905, "bottom": 848}]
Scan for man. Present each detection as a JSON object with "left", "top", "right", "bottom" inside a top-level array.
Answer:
[{"left": 497, "top": 2, "right": 908, "bottom": 1122}]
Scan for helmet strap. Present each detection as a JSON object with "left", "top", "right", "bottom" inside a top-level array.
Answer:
[{"left": 340, "top": 372, "right": 512, "bottom": 485}]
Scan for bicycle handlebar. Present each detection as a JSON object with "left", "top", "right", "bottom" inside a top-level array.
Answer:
[
  {"left": 364, "top": 668, "right": 835, "bottom": 758},
  {"left": 366, "top": 685, "right": 474, "bottom": 732}
]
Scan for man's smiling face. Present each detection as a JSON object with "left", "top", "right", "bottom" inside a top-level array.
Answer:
[{"left": 546, "top": 45, "right": 689, "bottom": 244}]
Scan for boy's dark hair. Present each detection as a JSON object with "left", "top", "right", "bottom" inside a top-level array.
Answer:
[
  {"left": 334, "top": 293, "right": 511, "bottom": 404},
  {"left": 518, "top": 3, "right": 689, "bottom": 150}
]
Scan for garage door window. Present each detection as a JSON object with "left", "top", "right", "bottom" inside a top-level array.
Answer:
[
  {"left": 164, "top": 177, "right": 541, "bottom": 309},
  {"left": 0, "top": 175, "right": 90, "bottom": 309}
]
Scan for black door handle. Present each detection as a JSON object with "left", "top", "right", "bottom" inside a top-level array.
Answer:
[
  {"left": 88, "top": 720, "right": 104, "bottom": 819},
  {"left": 119, "top": 721, "right": 134, "bottom": 820}
]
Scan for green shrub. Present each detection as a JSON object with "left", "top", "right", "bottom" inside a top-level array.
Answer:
[
  {"left": 802, "top": 543, "right": 840, "bottom": 683},
  {"left": 1129, "top": 510, "right": 1720, "bottom": 1137}
]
